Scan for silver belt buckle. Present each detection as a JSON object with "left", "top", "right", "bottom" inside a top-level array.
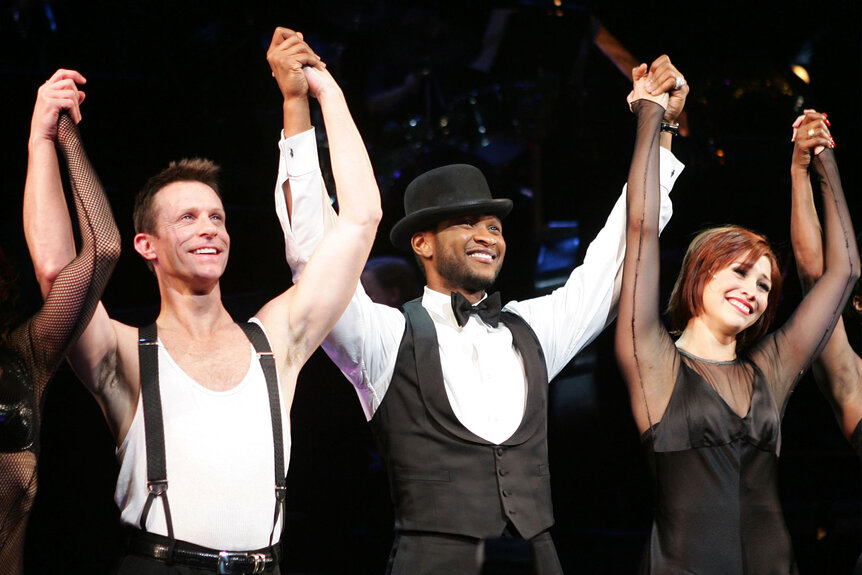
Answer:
[{"left": 217, "top": 551, "right": 267, "bottom": 574}]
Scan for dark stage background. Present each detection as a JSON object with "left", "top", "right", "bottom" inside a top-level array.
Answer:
[{"left": 2, "top": 1, "right": 862, "bottom": 573}]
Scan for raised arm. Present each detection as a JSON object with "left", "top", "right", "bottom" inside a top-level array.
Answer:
[
  {"left": 808, "top": 300, "right": 862, "bottom": 438},
  {"left": 269, "top": 27, "right": 317, "bottom": 223},
  {"left": 258, "top": 30, "right": 382, "bottom": 371},
  {"left": 269, "top": 28, "right": 337, "bottom": 281},
  {"left": 24, "top": 70, "right": 84, "bottom": 297},
  {"left": 757, "top": 113, "right": 860, "bottom": 411},
  {"left": 22, "top": 73, "right": 132, "bottom": 442},
  {"left": 506, "top": 56, "right": 686, "bottom": 381},
  {"left": 16, "top": 83, "right": 120, "bottom": 407},
  {"left": 614, "top": 67, "right": 679, "bottom": 434},
  {"left": 790, "top": 111, "right": 831, "bottom": 285},
  {"left": 266, "top": 30, "right": 403, "bottom": 419},
  {"left": 789, "top": 111, "right": 862, "bottom": 437}
]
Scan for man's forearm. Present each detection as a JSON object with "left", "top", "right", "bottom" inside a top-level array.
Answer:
[{"left": 274, "top": 127, "right": 331, "bottom": 279}]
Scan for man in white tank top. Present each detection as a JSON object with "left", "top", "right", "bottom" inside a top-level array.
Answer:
[{"left": 23, "top": 27, "right": 381, "bottom": 574}]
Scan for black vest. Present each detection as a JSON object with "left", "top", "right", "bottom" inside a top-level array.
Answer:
[{"left": 370, "top": 300, "right": 554, "bottom": 539}]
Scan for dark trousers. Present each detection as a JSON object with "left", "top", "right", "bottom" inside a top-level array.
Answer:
[{"left": 386, "top": 530, "right": 563, "bottom": 575}]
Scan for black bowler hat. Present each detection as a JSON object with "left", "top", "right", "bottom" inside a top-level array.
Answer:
[{"left": 389, "top": 164, "right": 513, "bottom": 249}]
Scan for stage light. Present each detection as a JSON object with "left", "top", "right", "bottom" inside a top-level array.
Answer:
[{"left": 791, "top": 65, "right": 810, "bottom": 85}]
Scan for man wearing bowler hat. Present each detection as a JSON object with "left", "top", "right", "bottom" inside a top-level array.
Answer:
[{"left": 275, "top": 56, "right": 688, "bottom": 574}]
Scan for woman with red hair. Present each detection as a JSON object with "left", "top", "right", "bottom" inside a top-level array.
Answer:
[{"left": 616, "top": 67, "right": 858, "bottom": 574}]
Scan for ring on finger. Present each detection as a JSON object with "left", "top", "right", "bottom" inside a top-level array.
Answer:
[
  {"left": 673, "top": 76, "right": 686, "bottom": 90},
  {"left": 807, "top": 128, "right": 816, "bottom": 138}
]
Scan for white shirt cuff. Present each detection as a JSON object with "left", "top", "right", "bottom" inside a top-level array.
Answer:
[
  {"left": 279, "top": 127, "right": 319, "bottom": 178},
  {"left": 659, "top": 146, "right": 685, "bottom": 190}
]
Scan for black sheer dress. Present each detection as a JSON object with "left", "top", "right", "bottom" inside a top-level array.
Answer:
[
  {"left": 616, "top": 99, "right": 857, "bottom": 574},
  {"left": 0, "top": 113, "right": 120, "bottom": 573}
]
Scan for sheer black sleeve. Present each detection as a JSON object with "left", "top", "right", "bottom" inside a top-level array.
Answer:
[
  {"left": 615, "top": 100, "right": 681, "bottom": 433},
  {"left": 8, "top": 112, "right": 121, "bottom": 408},
  {"left": 751, "top": 149, "right": 859, "bottom": 413}
]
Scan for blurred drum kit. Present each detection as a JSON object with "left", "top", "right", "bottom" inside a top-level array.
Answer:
[
  {"left": 379, "top": 78, "right": 541, "bottom": 170},
  {"left": 364, "top": 1, "right": 596, "bottom": 197}
]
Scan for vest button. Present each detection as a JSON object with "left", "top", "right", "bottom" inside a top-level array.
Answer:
[
  {"left": 495, "top": 447, "right": 504, "bottom": 457},
  {"left": 502, "top": 489, "right": 510, "bottom": 497},
  {"left": 498, "top": 468, "right": 507, "bottom": 476}
]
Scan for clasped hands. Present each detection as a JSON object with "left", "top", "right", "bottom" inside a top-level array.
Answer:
[{"left": 627, "top": 55, "right": 688, "bottom": 124}]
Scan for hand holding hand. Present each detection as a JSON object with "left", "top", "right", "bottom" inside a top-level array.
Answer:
[
  {"left": 627, "top": 63, "right": 669, "bottom": 111},
  {"left": 791, "top": 109, "right": 834, "bottom": 171},
  {"left": 266, "top": 27, "right": 324, "bottom": 102},
  {"left": 644, "top": 55, "right": 688, "bottom": 124},
  {"left": 303, "top": 65, "right": 341, "bottom": 101},
  {"left": 30, "top": 69, "right": 86, "bottom": 147}
]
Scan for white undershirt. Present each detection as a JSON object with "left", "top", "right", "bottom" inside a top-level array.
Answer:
[{"left": 114, "top": 319, "right": 290, "bottom": 550}]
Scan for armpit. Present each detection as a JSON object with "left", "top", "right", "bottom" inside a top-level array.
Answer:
[{"left": 95, "top": 348, "right": 122, "bottom": 394}]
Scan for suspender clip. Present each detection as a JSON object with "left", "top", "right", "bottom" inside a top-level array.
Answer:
[{"left": 147, "top": 479, "right": 168, "bottom": 496}]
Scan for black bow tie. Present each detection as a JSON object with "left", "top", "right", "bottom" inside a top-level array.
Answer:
[{"left": 451, "top": 291, "right": 502, "bottom": 328}]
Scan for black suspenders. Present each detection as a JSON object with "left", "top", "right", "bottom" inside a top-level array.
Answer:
[
  {"left": 137, "top": 323, "right": 174, "bottom": 551},
  {"left": 136, "top": 321, "right": 286, "bottom": 554},
  {"left": 238, "top": 322, "right": 288, "bottom": 547}
]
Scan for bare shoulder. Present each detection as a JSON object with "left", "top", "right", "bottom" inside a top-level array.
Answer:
[
  {"left": 77, "top": 318, "right": 142, "bottom": 445},
  {"left": 249, "top": 304, "right": 304, "bottom": 410},
  {"left": 254, "top": 288, "right": 306, "bottom": 368}
]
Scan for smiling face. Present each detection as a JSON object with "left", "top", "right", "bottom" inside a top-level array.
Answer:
[
  {"left": 699, "top": 254, "right": 773, "bottom": 339},
  {"left": 669, "top": 226, "right": 782, "bottom": 348},
  {"left": 416, "top": 213, "right": 506, "bottom": 297},
  {"left": 136, "top": 181, "right": 230, "bottom": 292}
]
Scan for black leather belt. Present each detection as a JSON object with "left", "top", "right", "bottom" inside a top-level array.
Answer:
[{"left": 127, "top": 530, "right": 279, "bottom": 574}]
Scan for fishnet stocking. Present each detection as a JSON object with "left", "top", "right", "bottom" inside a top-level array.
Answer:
[{"left": 0, "top": 112, "right": 120, "bottom": 573}]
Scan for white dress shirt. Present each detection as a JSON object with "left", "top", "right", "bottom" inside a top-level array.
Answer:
[{"left": 274, "top": 128, "right": 684, "bottom": 444}]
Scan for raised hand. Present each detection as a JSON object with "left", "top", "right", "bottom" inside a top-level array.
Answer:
[
  {"left": 645, "top": 55, "right": 688, "bottom": 125},
  {"left": 791, "top": 109, "right": 834, "bottom": 169},
  {"left": 266, "top": 27, "right": 323, "bottom": 103},
  {"left": 303, "top": 65, "right": 341, "bottom": 101},
  {"left": 628, "top": 63, "right": 669, "bottom": 111},
  {"left": 29, "top": 69, "right": 86, "bottom": 146}
]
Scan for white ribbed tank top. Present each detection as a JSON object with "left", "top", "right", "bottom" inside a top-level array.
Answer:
[{"left": 114, "top": 319, "right": 290, "bottom": 550}]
